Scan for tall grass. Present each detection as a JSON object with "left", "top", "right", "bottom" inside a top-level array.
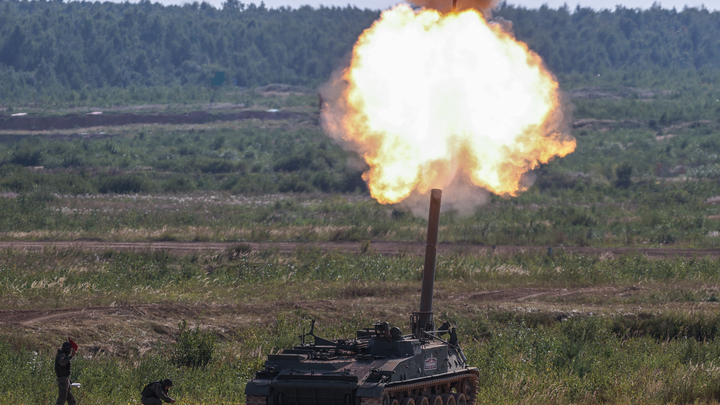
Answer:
[
  {"left": 5, "top": 249, "right": 720, "bottom": 403},
  {"left": 7, "top": 312, "right": 720, "bottom": 404},
  {"left": 4, "top": 249, "right": 720, "bottom": 309},
  {"left": 0, "top": 179, "right": 719, "bottom": 247}
]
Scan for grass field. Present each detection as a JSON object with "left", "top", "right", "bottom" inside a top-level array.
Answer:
[
  {"left": 1, "top": 72, "right": 720, "bottom": 404},
  {"left": 1, "top": 186, "right": 720, "bottom": 248},
  {"left": 4, "top": 247, "right": 720, "bottom": 404},
  {"left": 2, "top": 80, "right": 720, "bottom": 248}
]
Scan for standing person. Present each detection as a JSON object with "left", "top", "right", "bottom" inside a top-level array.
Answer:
[
  {"left": 55, "top": 341, "right": 76, "bottom": 405},
  {"left": 141, "top": 379, "right": 176, "bottom": 404}
]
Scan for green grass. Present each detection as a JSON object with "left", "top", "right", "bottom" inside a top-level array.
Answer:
[
  {"left": 0, "top": 181, "right": 719, "bottom": 247},
  {"left": 7, "top": 301, "right": 720, "bottom": 404},
  {"left": 4, "top": 248, "right": 720, "bottom": 309},
  {"left": 3, "top": 71, "right": 720, "bottom": 404},
  {"left": 5, "top": 248, "right": 720, "bottom": 403},
  {"left": 1, "top": 75, "right": 720, "bottom": 248}
]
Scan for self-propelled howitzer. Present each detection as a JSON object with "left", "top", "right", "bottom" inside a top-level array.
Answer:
[{"left": 246, "top": 189, "right": 479, "bottom": 405}]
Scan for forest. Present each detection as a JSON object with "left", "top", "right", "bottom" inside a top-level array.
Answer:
[{"left": 0, "top": 1, "right": 719, "bottom": 104}]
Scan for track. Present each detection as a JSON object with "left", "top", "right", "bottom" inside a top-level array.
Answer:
[
  {"left": 0, "top": 110, "right": 307, "bottom": 132},
  {"left": 0, "top": 240, "right": 718, "bottom": 258}
]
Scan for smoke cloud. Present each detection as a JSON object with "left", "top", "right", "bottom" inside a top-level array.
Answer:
[{"left": 396, "top": 177, "right": 491, "bottom": 218}]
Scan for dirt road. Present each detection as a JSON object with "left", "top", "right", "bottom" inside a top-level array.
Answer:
[
  {"left": 0, "top": 284, "right": 657, "bottom": 355},
  {"left": 0, "top": 110, "right": 306, "bottom": 132},
  {"left": 1, "top": 239, "right": 716, "bottom": 353},
  {"left": 0, "top": 110, "right": 673, "bottom": 133},
  {"left": 0, "top": 240, "right": 718, "bottom": 258}
]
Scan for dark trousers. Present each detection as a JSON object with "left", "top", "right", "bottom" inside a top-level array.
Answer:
[
  {"left": 56, "top": 376, "right": 76, "bottom": 405},
  {"left": 141, "top": 396, "right": 165, "bottom": 405}
]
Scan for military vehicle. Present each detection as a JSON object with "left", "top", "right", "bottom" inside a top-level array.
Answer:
[{"left": 246, "top": 189, "right": 479, "bottom": 405}]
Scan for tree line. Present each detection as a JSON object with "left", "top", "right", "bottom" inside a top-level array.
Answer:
[
  {"left": 0, "top": 0, "right": 718, "bottom": 104},
  {"left": 494, "top": 3, "right": 720, "bottom": 74}
]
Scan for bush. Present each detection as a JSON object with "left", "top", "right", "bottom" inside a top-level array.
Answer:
[
  {"left": 278, "top": 175, "right": 313, "bottom": 192},
  {"left": 0, "top": 169, "right": 37, "bottom": 192},
  {"left": 171, "top": 319, "right": 216, "bottom": 369},
  {"left": 311, "top": 171, "right": 336, "bottom": 192},
  {"left": 196, "top": 158, "right": 237, "bottom": 174},
  {"left": 274, "top": 154, "right": 312, "bottom": 172},
  {"left": 162, "top": 175, "right": 197, "bottom": 193},
  {"left": 9, "top": 147, "right": 43, "bottom": 166},
  {"left": 611, "top": 313, "right": 720, "bottom": 342},
  {"left": 96, "top": 174, "right": 152, "bottom": 194},
  {"left": 615, "top": 163, "right": 633, "bottom": 188},
  {"left": 223, "top": 244, "right": 252, "bottom": 261},
  {"left": 536, "top": 171, "right": 583, "bottom": 190},
  {"left": 228, "top": 173, "right": 278, "bottom": 193},
  {"left": 61, "top": 154, "right": 85, "bottom": 168}
]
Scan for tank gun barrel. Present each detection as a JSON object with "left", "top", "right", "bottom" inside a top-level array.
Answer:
[{"left": 414, "top": 188, "right": 442, "bottom": 337}]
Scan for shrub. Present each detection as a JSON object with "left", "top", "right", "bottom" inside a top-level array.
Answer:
[
  {"left": 278, "top": 175, "right": 313, "bottom": 192},
  {"left": 9, "top": 147, "right": 43, "bottom": 166},
  {"left": 311, "top": 171, "right": 336, "bottom": 192},
  {"left": 60, "top": 154, "right": 85, "bottom": 168},
  {"left": 273, "top": 153, "right": 312, "bottom": 172},
  {"left": 162, "top": 175, "right": 197, "bottom": 193},
  {"left": 615, "top": 163, "right": 633, "bottom": 188},
  {"left": 196, "top": 158, "right": 236, "bottom": 174},
  {"left": 536, "top": 171, "right": 582, "bottom": 190},
  {"left": 171, "top": 319, "right": 216, "bottom": 369},
  {"left": 96, "top": 174, "right": 152, "bottom": 194},
  {"left": 229, "top": 173, "right": 279, "bottom": 193},
  {"left": 0, "top": 172, "right": 37, "bottom": 192},
  {"left": 611, "top": 313, "right": 720, "bottom": 342},
  {"left": 223, "top": 244, "right": 252, "bottom": 261}
]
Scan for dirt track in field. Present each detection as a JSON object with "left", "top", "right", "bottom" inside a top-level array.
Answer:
[
  {"left": 0, "top": 110, "right": 306, "bottom": 132},
  {"left": 1, "top": 107, "right": 710, "bottom": 137},
  {"left": 0, "top": 284, "right": 654, "bottom": 354},
  {"left": 0, "top": 287, "right": 614, "bottom": 325},
  {"left": 1, "top": 240, "right": 718, "bottom": 352},
  {"left": 0, "top": 240, "right": 719, "bottom": 258}
]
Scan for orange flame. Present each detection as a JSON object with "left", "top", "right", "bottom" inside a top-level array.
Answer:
[
  {"left": 322, "top": 4, "right": 576, "bottom": 205},
  {"left": 410, "top": 0, "right": 500, "bottom": 15}
]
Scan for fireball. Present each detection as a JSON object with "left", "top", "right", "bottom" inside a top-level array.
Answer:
[{"left": 321, "top": 4, "right": 576, "bottom": 205}]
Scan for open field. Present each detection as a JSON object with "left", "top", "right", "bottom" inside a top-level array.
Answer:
[
  {"left": 2, "top": 240, "right": 720, "bottom": 258},
  {"left": 0, "top": 81, "right": 718, "bottom": 403},
  {"left": 2, "top": 188, "right": 720, "bottom": 248},
  {"left": 0, "top": 39, "right": 718, "bottom": 405},
  {"left": 5, "top": 246, "right": 720, "bottom": 403},
  {"left": 1, "top": 2, "right": 720, "bottom": 403},
  {"left": 1, "top": 79, "right": 720, "bottom": 248}
]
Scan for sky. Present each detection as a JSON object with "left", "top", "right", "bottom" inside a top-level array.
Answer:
[{"left": 175, "top": 0, "right": 720, "bottom": 11}]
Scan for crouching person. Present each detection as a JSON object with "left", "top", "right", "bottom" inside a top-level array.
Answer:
[{"left": 141, "top": 379, "right": 176, "bottom": 404}]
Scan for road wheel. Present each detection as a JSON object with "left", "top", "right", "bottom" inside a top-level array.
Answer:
[
  {"left": 415, "top": 396, "right": 430, "bottom": 405},
  {"left": 400, "top": 398, "right": 416, "bottom": 405},
  {"left": 454, "top": 393, "right": 467, "bottom": 405},
  {"left": 441, "top": 394, "right": 455, "bottom": 405},
  {"left": 429, "top": 395, "right": 443, "bottom": 405}
]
